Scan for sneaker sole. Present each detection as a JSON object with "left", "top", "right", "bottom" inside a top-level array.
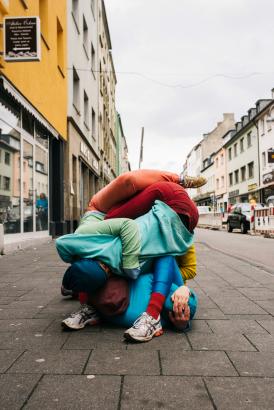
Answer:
[
  {"left": 124, "top": 328, "right": 163, "bottom": 342},
  {"left": 61, "top": 318, "right": 101, "bottom": 330}
]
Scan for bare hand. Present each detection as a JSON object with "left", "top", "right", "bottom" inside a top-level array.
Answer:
[
  {"left": 171, "top": 285, "right": 190, "bottom": 315},
  {"left": 169, "top": 305, "right": 190, "bottom": 330}
]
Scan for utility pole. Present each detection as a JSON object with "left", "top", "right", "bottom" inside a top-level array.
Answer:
[{"left": 138, "top": 127, "right": 144, "bottom": 169}]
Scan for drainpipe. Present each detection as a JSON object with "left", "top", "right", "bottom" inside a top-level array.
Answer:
[{"left": 252, "top": 119, "right": 261, "bottom": 203}]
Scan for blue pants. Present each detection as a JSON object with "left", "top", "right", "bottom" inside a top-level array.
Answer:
[{"left": 106, "top": 256, "right": 197, "bottom": 328}]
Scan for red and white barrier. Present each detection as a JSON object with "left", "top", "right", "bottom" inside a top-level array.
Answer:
[{"left": 254, "top": 207, "right": 274, "bottom": 234}]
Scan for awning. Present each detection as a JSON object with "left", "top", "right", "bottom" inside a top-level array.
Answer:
[{"left": 0, "top": 75, "right": 59, "bottom": 139}]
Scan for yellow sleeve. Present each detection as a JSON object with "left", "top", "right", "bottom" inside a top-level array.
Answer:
[{"left": 175, "top": 244, "right": 197, "bottom": 281}]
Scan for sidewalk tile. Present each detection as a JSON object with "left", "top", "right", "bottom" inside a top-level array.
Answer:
[
  {"left": 127, "top": 331, "right": 191, "bottom": 350},
  {"left": 161, "top": 350, "right": 237, "bottom": 376},
  {"left": 24, "top": 375, "right": 121, "bottom": 410},
  {"left": 205, "top": 377, "right": 274, "bottom": 410},
  {"left": 0, "top": 319, "right": 52, "bottom": 333},
  {"left": 85, "top": 350, "right": 160, "bottom": 375},
  {"left": 0, "top": 374, "right": 41, "bottom": 410},
  {"left": 63, "top": 331, "right": 126, "bottom": 350},
  {"left": 7, "top": 349, "right": 90, "bottom": 374},
  {"left": 207, "top": 319, "right": 268, "bottom": 334},
  {"left": 0, "top": 350, "right": 24, "bottom": 373},
  {"left": 228, "top": 352, "right": 274, "bottom": 376},
  {"left": 0, "top": 331, "right": 69, "bottom": 350},
  {"left": 244, "top": 334, "right": 274, "bottom": 352},
  {"left": 188, "top": 333, "right": 256, "bottom": 351},
  {"left": 121, "top": 376, "right": 213, "bottom": 410}
]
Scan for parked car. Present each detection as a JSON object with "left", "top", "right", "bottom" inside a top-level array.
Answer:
[{"left": 227, "top": 203, "right": 265, "bottom": 234}]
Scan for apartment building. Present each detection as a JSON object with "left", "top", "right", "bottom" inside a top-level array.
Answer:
[
  {"left": 256, "top": 93, "right": 274, "bottom": 204},
  {"left": 0, "top": 0, "right": 67, "bottom": 238},
  {"left": 116, "top": 112, "right": 131, "bottom": 174},
  {"left": 65, "top": 0, "right": 100, "bottom": 230},
  {"left": 98, "top": 0, "right": 117, "bottom": 186}
]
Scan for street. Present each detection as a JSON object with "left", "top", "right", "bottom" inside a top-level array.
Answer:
[
  {"left": 196, "top": 228, "right": 274, "bottom": 274},
  {"left": 0, "top": 234, "right": 274, "bottom": 409}
]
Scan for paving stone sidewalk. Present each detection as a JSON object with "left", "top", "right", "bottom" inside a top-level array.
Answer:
[{"left": 1, "top": 241, "right": 274, "bottom": 409}]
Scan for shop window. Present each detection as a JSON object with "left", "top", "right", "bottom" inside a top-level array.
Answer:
[
  {"left": 241, "top": 166, "right": 246, "bottom": 181},
  {"left": 248, "top": 162, "right": 254, "bottom": 179},
  {"left": 39, "top": 0, "right": 49, "bottom": 46},
  {"left": 4, "top": 151, "right": 10, "bottom": 165},
  {"left": 57, "top": 18, "right": 64, "bottom": 75},
  {"left": 22, "top": 110, "right": 34, "bottom": 135}
]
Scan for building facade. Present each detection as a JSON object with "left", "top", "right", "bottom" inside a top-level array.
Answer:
[
  {"left": 65, "top": 0, "right": 100, "bottom": 231},
  {"left": 116, "top": 112, "right": 131, "bottom": 175},
  {"left": 256, "top": 94, "right": 274, "bottom": 204},
  {"left": 0, "top": 0, "right": 67, "bottom": 238},
  {"left": 98, "top": 0, "right": 117, "bottom": 186},
  {"left": 214, "top": 146, "right": 228, "bottom": 212}
]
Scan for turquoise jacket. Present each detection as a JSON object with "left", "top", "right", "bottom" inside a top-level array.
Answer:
[{"left": 56, "top": 200, "right": 194, "bottom": 276}]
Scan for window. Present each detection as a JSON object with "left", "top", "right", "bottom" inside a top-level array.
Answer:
[
  {"left": 84, "top": 91, "right": 89, "bottom": 128},
  {"left": 72, "top": 0, "right": 79, "bottom": 29},
  {"left": 240, "top": 137, "right": 244, "bottom": 152},
  {"left": 229, "top": 173, "right": 233, "bottom": 186},
  {"left": 216, "top": 157, "right": 219, "bottom": 168},
  {"left": 22, "top": 110, "right": 34, "bottom": 135},
  {"left": 91, "top": 0, "right": 96, "bottom": 18},
  {"left": 241, "top": 166, "right": 246, "bottom": 181},
  {"left": 228, "top": 147, "right": 232, "bottom": 160},
  {"left": 39, "top": 0, "right": 49, "bottom": 43},
  {"left": 91, "top": 108, "right": 96, "bottom": 139},
  {"left": 234, "top": 169, "right": 239, "bottom": 184},
  {"left": 83, "top": 15, "right": 89, "bottom": 57},
  {"left": 221, "top": 154, "right": 224, "bottom": 165},
  {"left": 262, "top": 152, "right": 266, "bottom": 168},
  {"left": 3, "top": 176, "right": 10, "bottom": 191},
  {"left": 91, "top": 42, "right": 96, "bottom": 74},
  {"left": 57, "top": 18, "right": 64, "bottom": 73},
  {"left": 248, "top": 162, "right": 254, "bottom": 179},
  {"left": 261, "top": 118, "right": 265, "bottom": 135},
  {"left": 4, "top": 152, "right": 10, "bottom": 165},
  {"left": 216, "top": 178, "right": 219, "bottom": 189},
  {"left": 234, "top": 143, "right": 238, "bottom": 157},
  {"left": 221, "top": 176, "right": 224, "bottom": 187},
  {"left": 73, "top": 67, "right": 80, "bottom": 112},
  {"left": 247, "top": 132, "right": 252, "bottom": 147}
]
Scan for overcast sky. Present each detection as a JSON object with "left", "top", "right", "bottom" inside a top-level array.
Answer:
[{"left": 105, "top": 0, "right": 274, "bottom": 172}]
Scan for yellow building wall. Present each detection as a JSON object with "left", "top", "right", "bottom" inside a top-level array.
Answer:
[{"left": 0, "top": 0, "right": 67, "bottom": 139}]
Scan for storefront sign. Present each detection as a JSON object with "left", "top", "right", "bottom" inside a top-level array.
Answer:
[
  {"left": 248, "top": 183, "right": 258, "bottom": 192},
  {"left": 4, "top": 16, "right": 41, "bottom": 62},
  {"left": 80, "top": 141, "right": 90, "bottom": 161},
  {"left": 228, "top": 189, "right": 239, "bottom": 198},
  {"left": 268, "top": 149, "right": 274, "bottom": 163},
  {"left": 263, "top": 170, "right": 274, "bottom": 185}
]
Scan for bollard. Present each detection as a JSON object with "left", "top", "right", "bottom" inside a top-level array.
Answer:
[
  {"left": 250, "top": 205, "right": 255, "bottom": 233},
  {"left": 0, "top": 224, "right": 3, "bottom": 255}
]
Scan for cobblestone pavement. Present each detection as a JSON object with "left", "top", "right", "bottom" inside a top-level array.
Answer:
[{"left": 1, "top": 241, "right": 274, "bottom": 409}]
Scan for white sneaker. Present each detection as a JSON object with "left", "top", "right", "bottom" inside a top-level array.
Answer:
[
  {"left": 124, "top": 312, "right": 163, "bottom": 342},
  {"left": 62, "top": 304, "right": 100, "bottom": 330}
]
